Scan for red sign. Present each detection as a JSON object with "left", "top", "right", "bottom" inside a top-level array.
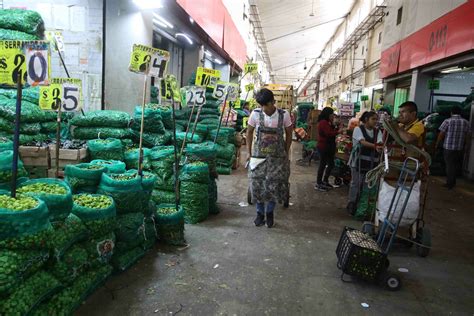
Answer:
[
  {"left": 380, "top": 42, "right": 400, "bottom": 78},
  {"left": 381, "top": 1, "right": 474, "bottom": 78}
]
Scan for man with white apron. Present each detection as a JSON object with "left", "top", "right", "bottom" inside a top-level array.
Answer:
[{"left": 247, "top": 89, "right": 292, "bottom": 228}]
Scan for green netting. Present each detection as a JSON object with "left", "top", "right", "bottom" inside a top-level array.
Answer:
[
  {"left": 72, "top": 194, "right": 116, "bottom": 222},
  {"left": 216, "top": 165, "right": 232, "bottom": 175},
  {"left": 0, "top": 137, "right": 12, "bottom": 151},
  {"left": 216, "top": 143, "right": 235, "bottom": 160},
  {"left": 126, "top": 170, "right": 157, "bottom": 191},
  {"left": 17, "top": 178, "right": 73, "bottom": 222},
  {"left": 174, "top": 124, "right": 185, "bottom": 132},
  {"left": 142, "top": 217, "right": 157, "bottom": 250},
  {"left": 48, "top": 213, "right": 88, "bottom": 260},
  {"left": 131, "top": 104, "right": 165, "bottom": 133},
  {"left": 209, "top": 129, "right": 228, "bottom": 145},
  {"left": 47, "top": 244, "right": 89, "bottom": 285},
  {"left": 131, "top": 130, "right": 172, "bottom": 147},
  {"left": 65, "top": 163, "right": 106, "bottom": 194},
  {"left": 155, "top": 204, "right": 185, "bottom": 245},
  {"left": 150, "top": 146, "right": 177, "bottom": 191},
  {"left": 0, "top": 249, "right": 49, "bottom": 298},
  {"left": 124, "top": 148, "right": 152, "bottom": 170},
  {"left": 194, "top": 123, "right": 209, "bottom": 139},
  {"left": 120, "top": 138, "right": 134, "bottom": 150},
  {"left": 0, "top": 118, "right": 41, "bottom": 135},
  {"left": 156, "top": 105, "right": 173, "bottom": 129},
  {"left": 0, "top": 9, "right": 44, "bottom": 36},
  {"left": 98, "top": 172, "right": 151, "bottom": 214},
  {"left": 175, "top": 119, "right": 188, "bottom": 127},
  {"left": 0, "top": 271, "right": 61, "bottom": 316},
  {"left": 174, "top": 109, "right": 188, "bottom": 120},
  {"left": 87, "top": 138, "right": 124, "bottom": 161},
  {"left": 81, "top": 232, "right": 116, "bottom": 266},
  {"left": 355, "top": 186, "right": 378, "bottom": 221},
  {"left": 72, "top": 127, "right": 132, "bottom": 140},
  {"left": 180, "top": 181, "right": 209, "bottom": 224},
  {"left": 0, "top": 87, "right": 40, "bottom": 105},
  {"left": 151, "top": 189, "right": 176, "bottom": 205},
  {"left": 179, "top": 161, "right": 209, "bottom": 184},
  {"left": 0, "top": 100, "right": 48, "bottom": 123},
  {"left": 0, "top": 28, "right": 39, "bottom": 41},
  {"left": 114, "top": 212, "right": 148, "bottom": 253},
  {"left": 70, "top": 110, "right": 130, "bottom": 128},
  {"left": 200, "top": 119, "right": 219, "bottom": 125},
  {"left": 111, "top": 246, "right": 145, "bottom": 272},
  {"left": 175, "top": 131, "right": 202, "bottom": 148},
  {"left": 220, "top": 127, "right": 236, "bottom": 143},
  {"left": 0, "top": 194, "right": 51, "bottom": 240},
  {"left": 17, "top": 133, "right": 49, "bottom": 145},
  {"left": 90, "top": 159, "right": 126, "bottom": 174},
  {"left": 217, "top": 155, "right": 235, "bottom": 168},
  {"left": 0, "top": 150, "right": 28, "bottom": 185},
  {"left": 33, "top": 264, "right": 112, "bottom": 316},
  {"left": 208, "top": 179, "right": 219, "bottom": 214},
  {"left": 40, "top": 121, "right": 57, "bottom": 133}
]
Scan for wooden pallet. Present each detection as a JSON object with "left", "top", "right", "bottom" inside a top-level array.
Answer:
[
  {"left": 20, "top": 146, "right": 51, "bottom": 168},
  {"left": 49, "top": 145, "right": 88, "bottom": 167}
]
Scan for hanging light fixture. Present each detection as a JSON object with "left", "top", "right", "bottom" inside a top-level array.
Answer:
[{"left": 309, "top": 0, "right": 315, "bottom": 17}]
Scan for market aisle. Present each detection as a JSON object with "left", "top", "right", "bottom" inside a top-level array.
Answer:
[{"left": 77, "top": 143, "right": 474, "bottom": 315}]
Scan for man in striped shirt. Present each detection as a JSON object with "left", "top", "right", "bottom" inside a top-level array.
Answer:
[{"left": 436, "top": 106, "right": 470, "bottom": 189}]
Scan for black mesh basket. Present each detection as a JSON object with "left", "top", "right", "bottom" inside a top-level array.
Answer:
[{"left": 336, "top": 226, "right": 388, "bottom": 281}]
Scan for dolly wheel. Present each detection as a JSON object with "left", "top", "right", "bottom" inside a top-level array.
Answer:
[
  {"left": 380, "top": 272, "right": 401, "bottom": 291},
  {"left": 247, "top": 188, "right": 253, "bottom": 205},
  {"left": 416, "top": 227, "right": 431, "bottom": 257},
  {"left": 334, "top": 178, "right": 342, "bottom": 186}
]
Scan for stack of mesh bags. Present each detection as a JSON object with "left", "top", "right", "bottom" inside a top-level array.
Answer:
[
  {"left": 0, "top": 9, "right": 44, "bottom": 40},
  {"left": 0, "top": 193, "right": 62, "bottom": 315},
  {"left": 90, "top": 159, "right": 126, "bottom": 174},
  {"left": 155, "top": 204, "right": 185, "bottom": 246},
  {"left": 124, "top": 148, "right": 152, "bottom": 171},
  {"left": 0, "top": 150, "right": 29, "bottom": 191},
  {"left": 131, "top": 104, "right": 172, "bottom": 147},
  {"left": 0, "top": 87, "right": 63, "bottom": 145},
  {"left": 16, "top": 179, "right": 93, "bottom": 290},
  {"left": 210, "top": 128, "right": 236, "bottom": 175},
  {"left": 150, "top": 146, "right": 178, "bottom": 206},
  {"left": 185, "top": 142, "right": 219, "bottom": 214},
  {"left": 70, "top": 110, "right": 132, "bottom": 141},
  {"left": 97, "top": 170, "right": 157, "bottom": 272},
  {"left": 179, "top": 161, "right": 210, "bottom": 223},
  {"left": 64, "top": 163, "right": 106, "bottom": 194}
]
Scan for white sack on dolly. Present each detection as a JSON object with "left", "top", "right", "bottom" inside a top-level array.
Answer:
[{"left": 377, "top": 180, "right": 420, "bottom": 227}]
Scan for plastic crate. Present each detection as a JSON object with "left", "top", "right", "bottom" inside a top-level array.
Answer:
[{"left": 336, "top": 227, "right": 388, "bottom": 281}]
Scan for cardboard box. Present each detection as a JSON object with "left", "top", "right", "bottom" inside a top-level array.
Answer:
[
  {"left": 309, "top": 123, "right": 319, "bottom": 141},
  {"left": 19, "top": 146, "right": 51, "bottom": 167},
  {"left": 47, "top": 168, "right": 65, "bottom": 179},
  {"left": 307, "top": 110, "right": 321, "bottom": 124},
  {"left": 49, "top": 145, "right": 88, "bottom": 167}
]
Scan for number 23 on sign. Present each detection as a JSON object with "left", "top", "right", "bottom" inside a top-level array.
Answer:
[
  {"left": 181, "top": 86, "right": 206, "bottom": 107},
  {"left": 39, "top": 78, "right": 82, "bottom": 112}
]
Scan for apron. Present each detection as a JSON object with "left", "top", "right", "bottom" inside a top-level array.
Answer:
[{"left": 248, "top": 109, "right": 289, "bottom": 204}]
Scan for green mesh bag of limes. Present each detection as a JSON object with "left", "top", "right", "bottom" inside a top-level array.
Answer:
[
  {"left": 65, "top": 163, "right": 106, "bottom": 194},
  {"left": 71, "top": 194, "right": 116, "bottom": 237},
  {"left": 48, "top": 214, "right": 88, "bottom": 260},
  {"left": 70, "top": 110, "right": 130, "bottom": 128},
  {"left": 0, "top": 271, "right": 61, "bottom": 316},
  {"left": 155, "top": 204, "right": 185, "bottom": 246},
  {"left": 179, "top": 161, "right": 209, "bottom": 184},
  {"left": 90, "top": 159, "right": 126, "bottom": 174},
  {"left": 0, "top": 150, "right": 28, "bottom": 190},
  {"left": 17, "top": 178, "right": 73, "bottom": 222},
  {"left": 34, "top": 264, "right": 112, "bottom": 315},
  {"left": 87, "top": 138, "right": 124, "bottom": 161},
  {"left": 47, "top": 244, "right": 89, "bottom": 285},
  {"left": 131, "top": 104, "right": 166, "bottom": 133},
  {"left": 150, "top": 146, "right": 177, "bottom": 191},
  {"left": 111, "top": 246, "right": 146, "bottom": 273},
  {"left": 151, "top": 189, "right": 176, "bottom": 205},
  {"left": 124, "top": 148, "right": 152, "bottom": 170},
  {"left": 208, "top": 178, "right": 219, "bottom": 214},
  {"left": 180, "top": 181, "right": 209, "bottom": 224}
]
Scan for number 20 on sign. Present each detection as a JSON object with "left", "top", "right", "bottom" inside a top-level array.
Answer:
[{"left": 39, "top": 78, "right": 82, "bottom": 112}]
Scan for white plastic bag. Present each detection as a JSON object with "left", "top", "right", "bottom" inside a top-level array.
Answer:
[{"left": 376, "top": 180, "right": 420, "bottom": 227}]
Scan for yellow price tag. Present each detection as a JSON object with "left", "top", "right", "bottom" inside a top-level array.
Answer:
[
  {"left": 234, "top": 98, "right": 241, "bottom": 109},
  {"left": 243, "top": 117, "right": 249, "bottom": 128},
  {"left": 0, "top": 41, "right": 27, "bottom": 87},
  {"left": 195, "top": 67, "right": 221, "bottom": 88},
  {"left": 245, "top": 83, "right": 254, "bottom": 92},
  {"left": 129, "top": 44, "right": 170, "bottom": 77},
  {"left": 244, "top": 63, "right": 258, "bottom": 74},
  {"left": 39, "top": 83, "right": 62, "bottom": 110},
  {"left": 39, "top": 78, "right": 82, "bottom": 112}
]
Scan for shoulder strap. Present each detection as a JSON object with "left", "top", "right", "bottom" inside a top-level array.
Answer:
[
  {"left": 277, "top": 109, "right": 284, "bottom": 128},
  {"left": 258, "top": 109, "right": 265, "bottom": 126}
]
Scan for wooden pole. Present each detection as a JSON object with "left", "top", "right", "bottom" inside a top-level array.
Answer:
[
  {"left": 137, "top": 74, "right": 148, "bottom": 176},
  {"left": 11, "top": 72, "right": 23, "bottom": 198}
]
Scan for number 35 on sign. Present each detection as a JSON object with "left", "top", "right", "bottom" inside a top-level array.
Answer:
[
  {"left": 39, "top": 78, "right": 82, "bottom": 112},
  {"left": 129, "top": 44, "right": 170, "bottom": 78}
]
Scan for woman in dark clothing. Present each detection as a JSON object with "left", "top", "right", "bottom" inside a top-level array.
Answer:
[{"left": 315, "top": 107, "right": 342, "bottom": 192}]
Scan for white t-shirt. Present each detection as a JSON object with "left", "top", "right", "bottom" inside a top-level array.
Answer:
[
  {"left": 352, "top": 126, "right": 382, "bottom": 147},
  {"left": 248, "top": 109, "right": 292, "bottom": 129}
]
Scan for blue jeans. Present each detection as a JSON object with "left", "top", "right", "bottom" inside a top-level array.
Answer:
[{"left": 256, "top": 201, "right": 276, "bottom": 215}]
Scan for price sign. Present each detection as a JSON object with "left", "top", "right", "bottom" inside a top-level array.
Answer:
[
  {"left": 129, "top": 44, "right": 170, "bottom": 78},
  {"left": 160, "top": 78, "right": 172, "bottom": 100},
  {"left": 360, "top": 95, "right": 369, "bottom": 101},
  {"left": 23, "top": 41, "right": 50, "bottom": 86},
  {"left": 45, "top": 31, "right": 64, "bottom": 52},
  {"left": 195, "top": 67, "right": 220, "bottom": 88},
  {"left": 180, "top": 86, "right": 206, "bottom": 107},
  {"left": 245, "top": 83, "right": 254, "bottom": 92},
  {"left": 213, "top": 81, "right": 239, "bottom": 101},
  {"left": 244, "top": 63, "right": 258, "bottom": 74},
  {"left": 0, "top": 41, "right": 27, "bottom": 86},
  {"left": 39, "top": 78, "right": 82, "bottom": 112}
]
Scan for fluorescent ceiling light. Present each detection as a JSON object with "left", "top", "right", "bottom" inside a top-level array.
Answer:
[
  {"left": 133, "top": 0, "right": 163, "bottom": 9},
  {"left": 176, "top": 33, "right": 193, "bottom": 45},
  {"left": 214, "top": 58, "right": 223, "bottom": 64},
  {"left": 204, "top": 50, "right": 212, "bottom": 57},
  {"left": 153, "top": 19, "right": 168, "bottom": 28},
  {"left": 189, "top": 17, "right": 194, "bottom": 24},
  {"left": 440, "top": 66, "right": 460, "bottom": 74},
  {"left": 153, "top": 13, "right": 174, "bottom": 28}
]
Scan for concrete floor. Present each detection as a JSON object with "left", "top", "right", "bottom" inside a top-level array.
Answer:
[{"left": 77, "top": 144, "right": 474, "bottom": 316}]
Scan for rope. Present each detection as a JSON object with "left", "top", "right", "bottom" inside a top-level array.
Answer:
[{"left": 364, "top": 119, "right": 431, "bottom": 188}]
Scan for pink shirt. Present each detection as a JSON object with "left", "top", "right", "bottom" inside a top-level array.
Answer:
[{"left": 248, "top": 109, "right": 292, "bottom": 129}]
